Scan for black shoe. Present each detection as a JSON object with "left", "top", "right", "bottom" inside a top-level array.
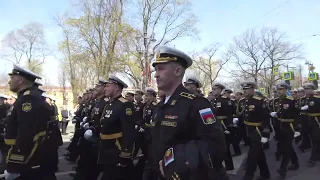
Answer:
[
  {"left": 307, "top": 160, "right": 316, "bottom": 168},
  {"left": 256, "top": 176, "right": 270, "bottom": 180},
  {"left": 69, "top": 172, "right": 77, "bottom": 178},
  {"left": 277, "top": 169, "right": 286, "bottom": 178},
  {"left": 225, "top": 167, "right": 234, "bottom": 171},
  {"left": 233, "top": 153, "right": 241, "bottom": 157},
  {"left": 288, "top": 164, "right": 299, "bottom": 171},
  {"left": 275, "top": 152, "right": 281, "bottom": 161},
  {"left": 298, "top": 145, "right": 305, "bottom": 153}
]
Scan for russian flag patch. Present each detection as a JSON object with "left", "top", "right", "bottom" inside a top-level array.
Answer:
[
  {"left": 199, "top": 108, "right": 216, "bottom": 125},
  {"left": 164, "top": 148, "right": 174, "bottom": 166}
]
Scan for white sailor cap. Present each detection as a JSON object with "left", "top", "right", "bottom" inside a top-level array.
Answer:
[
  {"left": 212, "top": 83, "right": 225, "bottom": 89},
  {"left": 106, "top": 74, "right": 128, "bottom": 89},
  {"left": 0, "top": 93, "right": 9, "bottom": 99},
  {"left": 96, "top": 77, "right": 107, "bottom": 86},
  {"left": 8, "top": 64, "right": 42, "bottom": 82},
  {"left": 184, "top": 75, "right": 202, "bottom": 88},
  {"left": 152, "top": 46, "right": 193, "bottom": 68},
  {"left": 302, "top": 83, "right": 316, "bottom": 90},
  {"left": 275, "top": 81, "right": 290, "bottom": 89}
]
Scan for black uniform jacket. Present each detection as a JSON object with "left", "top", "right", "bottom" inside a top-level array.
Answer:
[
  {"left": 238, "top": 95, "right": 270, "bottom": 140},
  {"left": 90, "top": 97, "right": 108, "bottom": 137},
  {"left": 211, "top": 95, "right": 236, "bottom": 130},
  {"left": 151, "top": 85, "right": 226, "bottom": 172},
  {"left": 98, "top": 95, "right": 137, "bottom": 165},
  {"left": 4, "top": 87, "right": 50, "bottom": 173}
]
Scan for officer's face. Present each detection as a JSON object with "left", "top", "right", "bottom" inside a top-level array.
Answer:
[
  {"left": 104, "top": 83, "right": 117, "bottom": 98},
  {"left": 8, "top": 75, "right": 23, "bottom": 92},
  {"left": 297, "top": 91, "right": 305, "bottom": 97},
  {"left": 125, "top": 95, "right": 134, "bottom": 102},
  {"left": 277, "top": 88, "right": 286, "bottom": 96},
  {"left": 134, "top": 94, "right": 142, "bottom": 102},
  {"left": 154, "top": 63, "right": 182, "bottom": 91},
  {"left": 95, "top": 85, "right": 104, "bottom": 97},
  {"left": 304, "top": 88, "right": 313, "bottom": 95},
  {"left": 211, "top": 87, "right": 222, "bottom": 96},
  {"left": 235, "top": 93, "right": 242, "bottom": 100},
  {"left": 144, "top": 93, "right": 154, "bottom": 103},
  {"left": 243, "top": 88, "right": 254, "bottom": 97},
  {"left": 184, "top": 83, "right": 197, "bottom": 91}
]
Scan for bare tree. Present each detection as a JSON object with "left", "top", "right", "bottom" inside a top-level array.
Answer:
[
  {"left": 191, "top": 43, "right": 231, "bottom": 91},
  {"left": 0, "top": 22, "right": 52, "bottom": 73},
  {"left": 230, "top": 27, "right": 303, "bottom": 93},
  {"left": 67, "top": 0, "right": 127, "bottom": 78},
  {"left": 128, "top": 0, "right": 198, "bottom": 89}
]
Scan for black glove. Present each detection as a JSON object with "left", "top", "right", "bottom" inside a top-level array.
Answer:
[{"left": 117, "top": 156, "right": 131, "bottom": 167}]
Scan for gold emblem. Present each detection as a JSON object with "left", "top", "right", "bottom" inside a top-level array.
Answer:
[
  {"left": 126, "top": 108, "right": 132, "bottom": 115},
  {"left": 310, "top": 101, "right": 314, "bottom": 106},
  {"left": 156, "top": 51, "right": 161, "bottom": 61},
  {"left": 170, "top": 100, "right": 177, "bottom": 105},
  {"left": 22, "top": 103, "right": 32, "bottom": 112},
  {"left": 165, "top": 149, "right": 172, "bottom": 157}
]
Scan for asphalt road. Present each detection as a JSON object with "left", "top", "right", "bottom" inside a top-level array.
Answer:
[{"left": 2, "top": 124, "right": 319, "bottom": 180}]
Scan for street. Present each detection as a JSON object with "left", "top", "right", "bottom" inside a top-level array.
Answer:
[{"left": 1, "top": 124, "right": 319, "bottom": 180}]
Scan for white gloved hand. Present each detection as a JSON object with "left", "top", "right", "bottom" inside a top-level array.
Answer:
[
  {"left": 233, "top": 118, "right": 239, "bottom": 124},
  {"left": 72, "top": 118, "right": 77, "bottom": 123},
  {"left": 294, "top": 132, "right": 301, "bottom": 137},
  {"left": 80, "top": 122, "right": 84, "bottom": 126},
  {"left": 83, "top": 123, "right": 90, "bottom": 130},
  {"left": 139, "top": 127, "right": 145, "bottom": 132},
  {"left": 301, "top": 105, "right": 309, "bottom": 111},
  {"left": 82, "top": 116, "right": 88, "bottom": 122},
  {"left": 261, "top": 137, "right": 268, "bottom": 144},
  {"left": 135, "top": 125, "right": 138, "bottom": 130},
  {"left": 84, "top": 130, "right": 93, "bottom": 140},
  {"left": 224, "top": 130, "right": 230, "bottom": 134},
  {"left": 270, "top": 112, "right": 277, "bottom": 117},
  {"left": 4, "top": 170, "right": 20, "bottom": 180}
]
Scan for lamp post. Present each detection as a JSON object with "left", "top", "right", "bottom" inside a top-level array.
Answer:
[{"left": 135, "top": 32, "right": 156, "bottom": 90}]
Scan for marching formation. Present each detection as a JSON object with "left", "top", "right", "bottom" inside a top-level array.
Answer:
[{"left": 0, "top": 46, "right": 319, "bottom": 180}]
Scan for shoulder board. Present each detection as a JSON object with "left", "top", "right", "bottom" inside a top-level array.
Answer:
[
  {"left": 314, "top": 95, "right": 320, "bottom": 98},
  {"left": 252, "top": 95, "right": 262, "bottom": 100},
  {"left": 286, "top": 96, "right": 294, "bottom": 100},
  {"left": 221, "top": 95, "right": 227, "bottom": 98},
  {"left": 180, "top": 92, "right": 196, "bottom": 99},
  {"left": 104, "top": 98, "right": 109, "bottom": 102},
  {"left": 152, "top": 102, "right": 157, "bottom": 106},
  {"left": 23, "top": 90, "right": 30, "bottom": 95},
  {"left": 118, "top": 97, "right": 128, "bottom": 103}
]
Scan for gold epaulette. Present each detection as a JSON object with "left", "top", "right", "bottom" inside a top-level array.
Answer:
[
  {"left": 23, "top": 90, "right": 30, "bottom": 95},
  {"left": 180, "top": 92, "right": 196, "bottom": 99},
  {"left": 118, "top": 97, "right": 128, "bottom": 103},
  {"left": 252, "top": 95, "right": 262, "bottom": 100},
  {"left": 286, "top": 96, "right": 294, "bottom": 100},
  {"left": 152, "top": 102, "right": 157, "bottom": 106}
]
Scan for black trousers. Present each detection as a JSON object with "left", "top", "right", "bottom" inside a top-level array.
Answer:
[
  {"left": 60, "top": 121, "right": 68, "bottom": 134},
  {"left": 309, "top": 118, "right": 320, "bottom": 161},
  {"left": 301, "top": 117, "right": 312, "bottom": 149},
  {"left": 278, "top": 126, "right": 298, "bottom": 171},
  {"left": 134, "top": 136, "right": 150, "bottom": 180},
  {"left": 244, "top": 137, "right": 270, "bottom": 179},
  {"left": 224, "top": 134, "right": 234, "bottom": 170},
  {"left": 101, "top": 163, "right": 134, "bottom": 180}
]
